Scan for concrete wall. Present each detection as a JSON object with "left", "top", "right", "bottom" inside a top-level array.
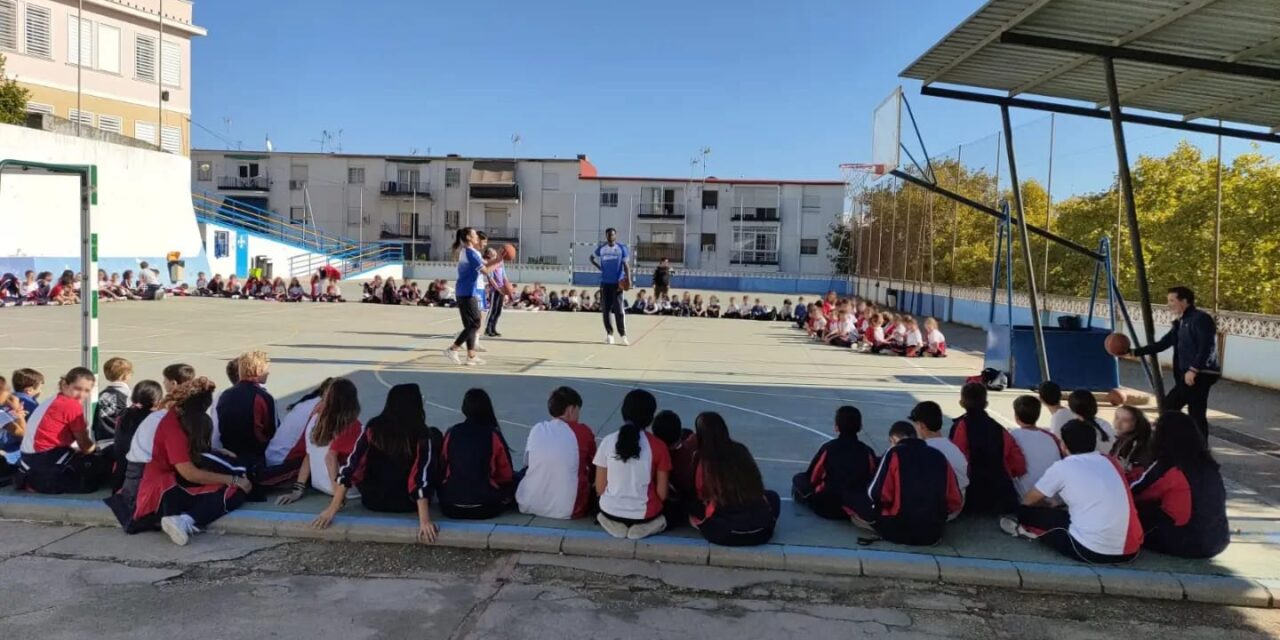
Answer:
[{"left": 0, "top": 122, "right": 208, "bottom": 281}]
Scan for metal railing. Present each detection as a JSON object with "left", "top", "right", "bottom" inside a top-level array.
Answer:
[
  {"left": 469, "top": 184, "right": 521, "bottom": 200},
  {"left": 379, "top": 223, "right": 430, "bottom": 239},
  {"left": 731, "top": 250, "right": 780, "bottom": 265},
  {"left": 380, "top": 181, "right": 431, "bottom": 196},
  {"left": 477, "top": 226, "right": 517, "bottom": 240},
  {"left": 217, "top": 175, "right": 270, "bottom": 191},
  {"left": 730, "top": 206, "right": 780, "bottom": 221},
  {"left": 636, "top": 242, "right": 684, "bottom": 263},
  {"left": 636, "top": 202, "right": 686, "bottom": 218}
]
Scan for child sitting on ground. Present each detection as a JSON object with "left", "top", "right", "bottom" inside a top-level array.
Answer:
[
  {"left": 109, "top": 380, "right": 163, "bottom": 493},
  {"left": 909, "top": 401, "right": 969, "bottom": 515},
  {"left": 707, "top": 296, "right": 722, "bottom": 318},
  {"left": 438, "top": 389, "right": 516, "bottom": 519},
  {"left": 594, "top": 390, "right": 670, "bottom": 539},
  {"left": 92, "top": 357, "right": 133, "bottom": 441},
  {"left": 516, "top": 386, "right": 597, "bottom": 520},
  {"left": 923, "top": 317, "right": 947, "bottom": 357},
  {"left": 277, "top": 378, "right": 361, "bottom": 504},
  {"left": 17, "top": 367, "right": 112, "bottom": 494},
  {"left": 215, "top": 351, "right": 278, "bottom": 465},
  {"left": 652, "top": 409, "right": 697, "bottom": 525},
  {"left": 724, "top": 297, "right": 741, "bottom": 319},
  {"left": 793, "top": 406, "right": 878, "bottom": 520},
  {"left": 949, "top": 383, "right": 1026, "bottom": 515},
  {"left": 1009, "top": 395, "right": 1062, "bottom": 502},
  {"left": 0, "top": 375, "right": 28, "bottom": 482},
  {"left": 287, "top": 278, "right": 305, "bottom": 302},
  {"left": 688, "top": 412, "right": 780, "bottom": 547},
  {"left": 863, "top": 314, "right": 891, "bottom": 353},
  {"left": 853, "top": 421, "right": 963, "bottom": 545},
  {"left": 899, "top": 317, "right": 924, "bottom": 357}
]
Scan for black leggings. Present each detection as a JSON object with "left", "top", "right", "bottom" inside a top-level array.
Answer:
[
  {"left": 453, "top": 295, "right": 482, "bottom": 351},
  {"left": 485, "top": 288, "right": 505, "bottom": 334},
  {"left": 1017, "top": 505, "right": 1137, "bottom": 564},
  {"left": 157, "top": 484, "right": 248, "bottom": 528},
  {"left": 791, "top": 472, "right": 852, "bottom": 520},
  {"left": 19, "top": 447, "right": 113, "bottom": 494},
  {"left": 695, "top": 491, "right": 781, "bottom": 547},
  {"left": 601, "top": 283, "right": 626, "bottom": 336}
]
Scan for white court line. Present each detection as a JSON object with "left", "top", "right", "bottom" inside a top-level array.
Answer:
[
  {"left": 642, "top": 382, "right": 909, "bottom": 410},
  {"left": 755, "top": 456, "right": 808, "bottom": 465},
  {"left": 370, "top": 352, "right": 533, "bottom": 431},
  {"left": 898, "top": 349, "right": 1020, "bottom": 429}
]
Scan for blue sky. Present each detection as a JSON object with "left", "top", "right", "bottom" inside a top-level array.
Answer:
[{"left": 190, "top": 0, "right": 1264, "bottom": 192}]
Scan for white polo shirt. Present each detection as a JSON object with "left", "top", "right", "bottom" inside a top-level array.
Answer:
[
  {"left": 264, "top": 397, "right": 320, "bottom": 467},
  {"left": 1034, "top": 452, "right": 1135, "bottom": 556},
  {"left": 1011, "top": 427, "right": 1062, "bottom": 499},
  {"left": 926, "top": 436, "right": 969, "bottom": 494},
  {"left": 126, "top": 409, "right": 169, "bottom": 464}
]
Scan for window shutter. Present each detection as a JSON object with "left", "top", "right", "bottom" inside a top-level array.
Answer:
[
  {"left": 97, "top": 24, "right": 120, "bottom": 74},
  {"left": 134, "top": 35, "right": 156, "bottom": 82},
  {"left": 160, "top": 126, "right": 181, "bottom": 153},
  {"left": 135, "top": 121, "right": 157, "bottom": 145},
  {"left": 69, "top": 109, "right": 95, "bottom": 128},
  {"left": 98, "top": 115, "right": 122, "bottom": 134},
  {"left": 24, "top": 5, "right": 51, "bottom": 58},
  {"left": 25, "top": 102, "right": 54, "bottom": 115},
  {"left": 68, "top": 16, "right": 92, "bottom": 66},
  {"left": 161, "top": 40, "right": 180, "bottom": 86},
  {"left": 0, "top": 1, "right": 18, "bottom": 52}
]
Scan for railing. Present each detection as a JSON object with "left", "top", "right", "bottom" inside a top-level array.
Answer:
[
  {"left": 477, "top": 226, "right": 517, "bottom": 240},
  {"left": 287, "top": 243, "right": 403, "bottom": 279},
  {"left": 730, "top": 206, "right": 780, "bottom": 222},
  {"left": 379, "top": 223, "right": 430, "bottom": 239},
  {"left": 193, "top": 191, "right": 354, "bottom": 255},
  {"left": 731, "top": 250, "right": 780, "bottom": 265},
  {"left": 380, "top": 181, "right": 431, "bottom": 196},
  {"left": 636, "top": 202, "right": 686, "bottom": 219},
  {"left": 469, "top": 184, "right": 520, "bottom": 200},
  {"left": 217, "top": 176, "right": 270, "bottom": 191},
  {"left": 636, "top": 242, "right": 684, "bottom": 263}
]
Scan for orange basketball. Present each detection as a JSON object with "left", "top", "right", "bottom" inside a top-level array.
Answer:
[
  {"left": 1106, "top": 388, "right": 1126, "bottom": 407},
  {"left": 502, "top": 244, "right": 517, "bottom": 261},
  {"left": 1104, "top": 332, "right": 1131, "bottom": 357}
]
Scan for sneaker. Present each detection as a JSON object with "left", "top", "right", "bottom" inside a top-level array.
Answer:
[
  {"left": 444, "top": 348, "right": 462, "bottom": 365},
  {"left": 154, "top": 289, "right": 167, "bottom": 300},
  {"left": 999, "top": 516, "right": 1038, "bottom": 539},
  {"left": 597, "top": 512, "right": 629, "bottom": 538},
  {"left": 620, "top": 336, "right": 630, "bottom": 346},
  {"left": 491, "top": 332, "right": 503, "bottom": 338},
  {"left": 605, "top": 334, "right": 615, "bottom": 345},
  {"left": 626, "top": 515, "right": 667, "bottom": 540},
  {"left": 161, "top": 514, "right": 197, "bottom": 546},
  {"left": 465, "top": 356, "right": 486, "bottom": 366}
]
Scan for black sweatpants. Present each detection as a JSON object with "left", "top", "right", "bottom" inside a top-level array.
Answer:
[
  {"left": 1017, "top": 505, "right": 1137, "bottom": 564},
  {"left": 791, "top": 472, "right": 852, "bottom": 520},
  {"left": 18, "top": 447, "right": 113, "bottom": 494},
  {"left": 485, "top": 288, "right": 505, "bottom": 335},
  {"left": 453, "top": 295, "right": 482, "bottom": 351},
  {"left": 695, "top": 491, "right": 781, "bottom": 547},
  {"left": 601, "top": 283, "right": 626, "bottom": 337},
  {"left": 1165, "top": 373, "right": 1218, "bottom": 441},
  {"left": 156, "top": 484, "right": 247, "bottom": 528}
]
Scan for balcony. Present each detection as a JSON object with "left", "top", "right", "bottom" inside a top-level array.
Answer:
[
  {"left": 730, "top": 206, "right": 781, "bottom": 222},
  {"left": 381, "top": 181, "right": 431, "bottom": 197},
  {"left": 217, "top": 176, "right": 270, "bottom": 192},
  {"left": 636, "top": 241, "right": 684, "bottom": 263},
  {"left": 731, "top": 250, "right": 779, "bottom": 266},
  {"left": 469, "top": 183, "right": 521, "bottom": 201},
  {"left": 379, "top": 223, "right": 430, "bottom": 240},
  {"left": 477, "top": 226, "right": 518, "bottom": 241},
  {"left": 636, "top": 202, "right": 686, "bottom": 220}
]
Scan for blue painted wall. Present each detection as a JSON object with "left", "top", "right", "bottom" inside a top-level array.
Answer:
[{"left": 572, "top": 272, "right": 855, "bottom": 296}]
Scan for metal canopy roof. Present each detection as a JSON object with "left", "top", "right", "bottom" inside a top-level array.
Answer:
[{"left": 901, "top": 0, "right": 1280, "bottom": 130}]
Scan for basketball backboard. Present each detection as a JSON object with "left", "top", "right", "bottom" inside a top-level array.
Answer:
[{"left": 871, "top": 87, "right": 903, "bottom": 174}]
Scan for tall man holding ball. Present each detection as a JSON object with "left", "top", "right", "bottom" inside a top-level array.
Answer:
[
  {"left": 1131, "top": 286, "right": 1220, "bottom": 441},
  {"left": 590, "top": 228, "right": 631, "bottom": 346}
]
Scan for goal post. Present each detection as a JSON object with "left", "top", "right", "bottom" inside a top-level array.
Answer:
[{"left": 0, "top": 160, "right": 99, "bottom": 417}]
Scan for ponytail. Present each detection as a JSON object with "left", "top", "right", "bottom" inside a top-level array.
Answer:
[
  {"left": 1089, "top": 417, "right": 1111, "bottom": 443},
  {"left": 615, "top": 423, "right": 641, "bottom": 462},
  {"left": 452, "top": 227, "right": 474, "bottom": 258},
  {"left": 1066, "top": 389, "right": 1109, "bottom": 442}
]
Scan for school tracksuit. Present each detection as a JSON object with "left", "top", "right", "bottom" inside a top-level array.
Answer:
[
  {"left": 92, "top": 382, "right": 130, "bottom": 442},
  {"left": 17, "top": 395, "right": 113, "bottom": 494},
  {"left": 690, "top": 461, "right": 780, "bottom": 547},
  {"left": 792, "top": 434, "right": 879, "bottom": 520},
  {"left": 862, "top": 438, "right": 963, "bottom": 546},
  {"left": 336, "top": 426, "right": 436, "bottom": 513},
  {"left": 949, "top": 409, "right": 1026, "bottom": 515},
  {"left": 438, "top": 421, "right": 516, "bottom": 519},
  {"left": 215, "top": 381, "right": 278, "bottom": 466},
  {"left": 1131, "top": 461, "right": 1230, "bottom": 558}
]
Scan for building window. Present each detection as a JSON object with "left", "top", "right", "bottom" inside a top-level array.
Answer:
[
  {"left": 67, "top": 16, "right": 92, "bottom": 67},
  {"left": 445, "top": 210, "right": 460, "bottom": 230},
  {"left": 161, "top": 40, "right": 180, "bottom": 86},
  {"left": 160, "top": 126, "right": 181, "bottom": 153},
  {"left": 196, "top": 161, "right": 213, "bottom": 182},
  {"left": 732, "top": 227, "right": 780, "bottom": 264},
  {"left": 802, "top": 194, "right": 821, "bottom": 213},
  {"left": 543, "top": 171, "right": 559, "bottom": 191},
  {"left": 800, "top": 239, "right": 819, "bottom": 255},
  {"left": 446, "top": 167, "right": 460, "bottom": 187},
  {"left": 290, "top": 164, "right": 308, "bottom": 190},
  {"left": 135, "top": 121, "right": 156, "bottom": 144},
  {"left": 701, "top": 233, "right": 716, "bottom": 250},
  {"left": 397, "top": 168, "right": 420, "bottom": 187},
  {"left": 600, "top": 188, "right": 618, "bottom": 207},
  {"left": 97, "top": 24, "right": 120, "bottom": 74},
  {"left": 213, "top": 231, "right": 230, "bottom": 258},
  {"left": 68, "top": 109, "right": 95, "bottom": 128},
  {"left": 702, "top": 190, "right": 718, "bottom": 209},
  {"left": 25, "top": 102, "right": 53, "bottom": 115},
  {"left": 98, "top": 114, "right": 123, "bottom": 134},
  {"left": 347, "top": 167, "right": 365, "bottom": 184},
  {"left": 290, "top": 207, "right": 305, "bottom": 223},
  {"left": 346, "top": 207, "right": 361, "bottom": 227},
  {"left": 134, "top": 34, "right": 156, "bottom": 82},
  {"left": 398, "top": 211, "right": 421, "bottom": 236},
  {"left": 238, "top": 162, "right": 260, "bottom": 178},
  {"left": 0, "top": 1, "right": 16, "bottom": 53},
  {"left": 651, "top": 230, "right": 676, "bottom": 244},
  {"left": 541, "top": 214, "right": 558, "bottom": 233},
  {"left": 24, "top": 4, "right": 51, "bottom": 59}
]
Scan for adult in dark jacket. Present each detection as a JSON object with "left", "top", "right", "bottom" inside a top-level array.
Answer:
[
  {"left": 1131, "top": 286, "right": 1220, "bottom": 441},
  {"left": 1131, "top": 412, "right": 1229, "bottom": 559},
  {"left": 652, "top": 258, "right": 672, "bottom": 301}
]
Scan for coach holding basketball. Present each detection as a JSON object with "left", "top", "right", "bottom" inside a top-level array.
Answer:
[
  {"left": 1131, "top": 286, "right": 1220, "bottom": 441},
  {"left": 590, "top": 228, "right": 630, "bottom": 346}
]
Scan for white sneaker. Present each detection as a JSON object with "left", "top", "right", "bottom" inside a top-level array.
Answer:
[
  {"left": 444, "top": 348, "right": 462, "bottom": 365},
  {"left": 605, "top": 334, "right": 615, "bottom": 345},
  {"left": 597, "top": 512, "right": 629, "bottom": 538},
  {"left": 161, "top": 514, "right": 198, "bottom": 546},
  {"left": 626, "top": 515, "right": 667, "bottom": 540},
  {"left": 620, "top": 336, "right": 630, "bottom": 346},
  {"left": 465, "top": 356, "right": 486, "bottom": 366},
  {"left": 999, "top": 516, "right": 1038, "bottom": 539}
]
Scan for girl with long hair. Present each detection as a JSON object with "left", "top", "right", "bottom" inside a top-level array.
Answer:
[
  {"left": 110, "top": 380, "right": 164, "bottom": 493},
  {"left": 277, "top": 378, "right": 361, "bottom": 503},
  {"left": 259, "top": 378, "right": 333, "bottom": 490},
  {"left": 688, "top": 412, "right": 779, "bottom": 546},
  {"left": 1067, "top": 389, "right": 1115, "bottom": 455},
  {"left": 115, "top": 377, "right": 252, "bottom": 545},
  {"left": 1131, "top": 412, "right": 1229, "bottom": 558},
  {"left": 312, "top": 383, "right": 438, "bottom": 543},
  {"left": 444, "top": 227, "right": 502, "bottom": 367},
  {"left": 438, "top": 388, "right": 516, "bottom": 519},
  {"left": 593, "top": 389, "right": 670, "bottom": 539},
  {"left": 1112, "top": 405, "right": 1154, "bottom": 473}
]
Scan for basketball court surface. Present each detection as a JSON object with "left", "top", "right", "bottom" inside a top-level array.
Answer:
[{"left": 3, "top": 296, "right": 1280, "bottom": 581}]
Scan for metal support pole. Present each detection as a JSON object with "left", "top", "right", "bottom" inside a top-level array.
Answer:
[
  {"left": 1043, "top": 113, "right": 1055, "bottom": 297},
  {"left": 1213, "top": 122, "right": 1223, "bottom": 315},
  {"left": 888, "top": 186, "right": 899, "bottom": 307},
  {"left": 80, "top": 169, "right": 98, "bottom": 420},
  {"left": 1001, "top": 105, "right": 1051, "bottom": 383},
  {"left": 902, "top": 190, "right": 912, "bottom": 300},
  {"left": 949, "top": 146, "right": 961, "bottom": 320},
  {"left": 1103, "top": 57, "right": 1166, "bottom": 406}
]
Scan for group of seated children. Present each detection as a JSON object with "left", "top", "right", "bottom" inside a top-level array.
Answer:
[
  {"left": 791, "top": 381, "right": 1228, "bottom": 562},
  {"left": 198, "top": 268, "right": 345, "bottom": 303},
  {"left": 799, "top": 292, "right": 947, "bottom": 357},
  {"left": 7, "top": 353, "right": 1227, "bottom": 561},
  {"left": 626, "top": 291, "right": 788, "bottom": 321},
  {"left": 360, "top": 276, "right": 457, "bottom": 307},
  {"left": 2, "top": 265, "right": 171, "bottom": 307}
]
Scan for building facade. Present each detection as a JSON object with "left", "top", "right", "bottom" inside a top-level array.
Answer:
[
  {"left": 190, "top": 149, "right": 846, "bottom": 273},
  {"left": 1, "top": 0, "right": 205, "bottom": 155}
]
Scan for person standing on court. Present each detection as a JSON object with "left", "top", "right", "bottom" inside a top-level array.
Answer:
[
  {"left": 1131, "top": 286, "right": 1220, "bottom": 441},
  {"left": 484, "top": 247, "right": 507, "bottom": 338},
  {"left": 652, "top": 258, "right": 672, "bottom": 303},
  {"left": 590, "top": 228, "right": 631, "bottom": 346},
  {"left": 445, "top": 228, "right": 501, "bottom": 367}
]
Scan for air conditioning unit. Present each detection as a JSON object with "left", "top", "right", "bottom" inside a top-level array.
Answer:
[{"left": 289, "top": 180, "right": 306, "bottom": 190}]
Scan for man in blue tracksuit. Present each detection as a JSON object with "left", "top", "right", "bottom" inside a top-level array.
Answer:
[
  {"left": 1132, "top": 286, "right": 1220, "bottom": 441},
  {"left": 590, "top": 228, "right": 631, "bottom": 346}
]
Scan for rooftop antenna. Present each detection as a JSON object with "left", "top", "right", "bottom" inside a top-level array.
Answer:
[
  {"left": 312, "top": 130, "right": 334, "bottom": 153},
  {"left": 222, "top": 117, "right": 232, "bottom": 150},
  {"left": 512, "top": 133, "right": 522, "bottom": 159},
  {"left": 336, "top": 129, "right": 344, "bottom": 154},
  {"left": 409, "top": 147, "right": 419, "bottom": 156},
  {"left": 265, "top": 133, "right": 273, "bottom": 153}
]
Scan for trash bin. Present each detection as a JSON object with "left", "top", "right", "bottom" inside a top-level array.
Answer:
[
  {"left": 886, "top": 287, "right": 899, "bottom": 310},
  {"left": 167, "top": 259, "right": 185, "bottom": 283},
  {"left": 262, "top": 258, "right": 274, "bottom": 281}
]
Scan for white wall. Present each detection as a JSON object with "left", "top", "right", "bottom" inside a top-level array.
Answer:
[{"left": 1, "top": 123, "right": 202, "bottom": 258}]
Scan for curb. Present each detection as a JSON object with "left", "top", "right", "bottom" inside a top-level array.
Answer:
[{"left": 1, "top": 495, "right": 1274, "bottom": 609}]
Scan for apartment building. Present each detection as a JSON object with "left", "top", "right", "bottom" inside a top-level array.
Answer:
[
  {"left": 1, "top": 0, "right": 205, "bottom": 154},
  {"left": 190, "top": 149, "right": 845, "bottom": 273}
]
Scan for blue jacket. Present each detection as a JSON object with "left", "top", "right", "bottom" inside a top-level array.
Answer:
[{"left": 1136, "top": 306, "right": 1219, "bottom": 376}]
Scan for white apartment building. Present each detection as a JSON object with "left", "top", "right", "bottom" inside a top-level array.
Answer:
[
  {"left": 1, "top": 0, "right": 205, "bottom": 154},
  {"left": 190, "top": 150, "right": 845, "bottom": 273}
]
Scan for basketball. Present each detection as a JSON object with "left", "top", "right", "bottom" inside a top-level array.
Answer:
[
  {"left": 1104, "top": 332, "right": 1130, "bottom": 356},
  {"left": 502, "top": 244, "right": 517, "bottom": 261},
  {"left": 619, "top": 276, "right": 631, "bottom": 291},
  {"left": 1106, "top": 388, "right": 1126, "bottom": 407}
]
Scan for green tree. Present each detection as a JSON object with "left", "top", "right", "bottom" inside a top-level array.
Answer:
[{"left": 0, "top": 54, "right": 30, "bottom": 125}]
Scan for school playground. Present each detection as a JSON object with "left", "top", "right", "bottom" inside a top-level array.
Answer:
[{"left": 3, "top": 297, "right": 1280, "bottom": 606}]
